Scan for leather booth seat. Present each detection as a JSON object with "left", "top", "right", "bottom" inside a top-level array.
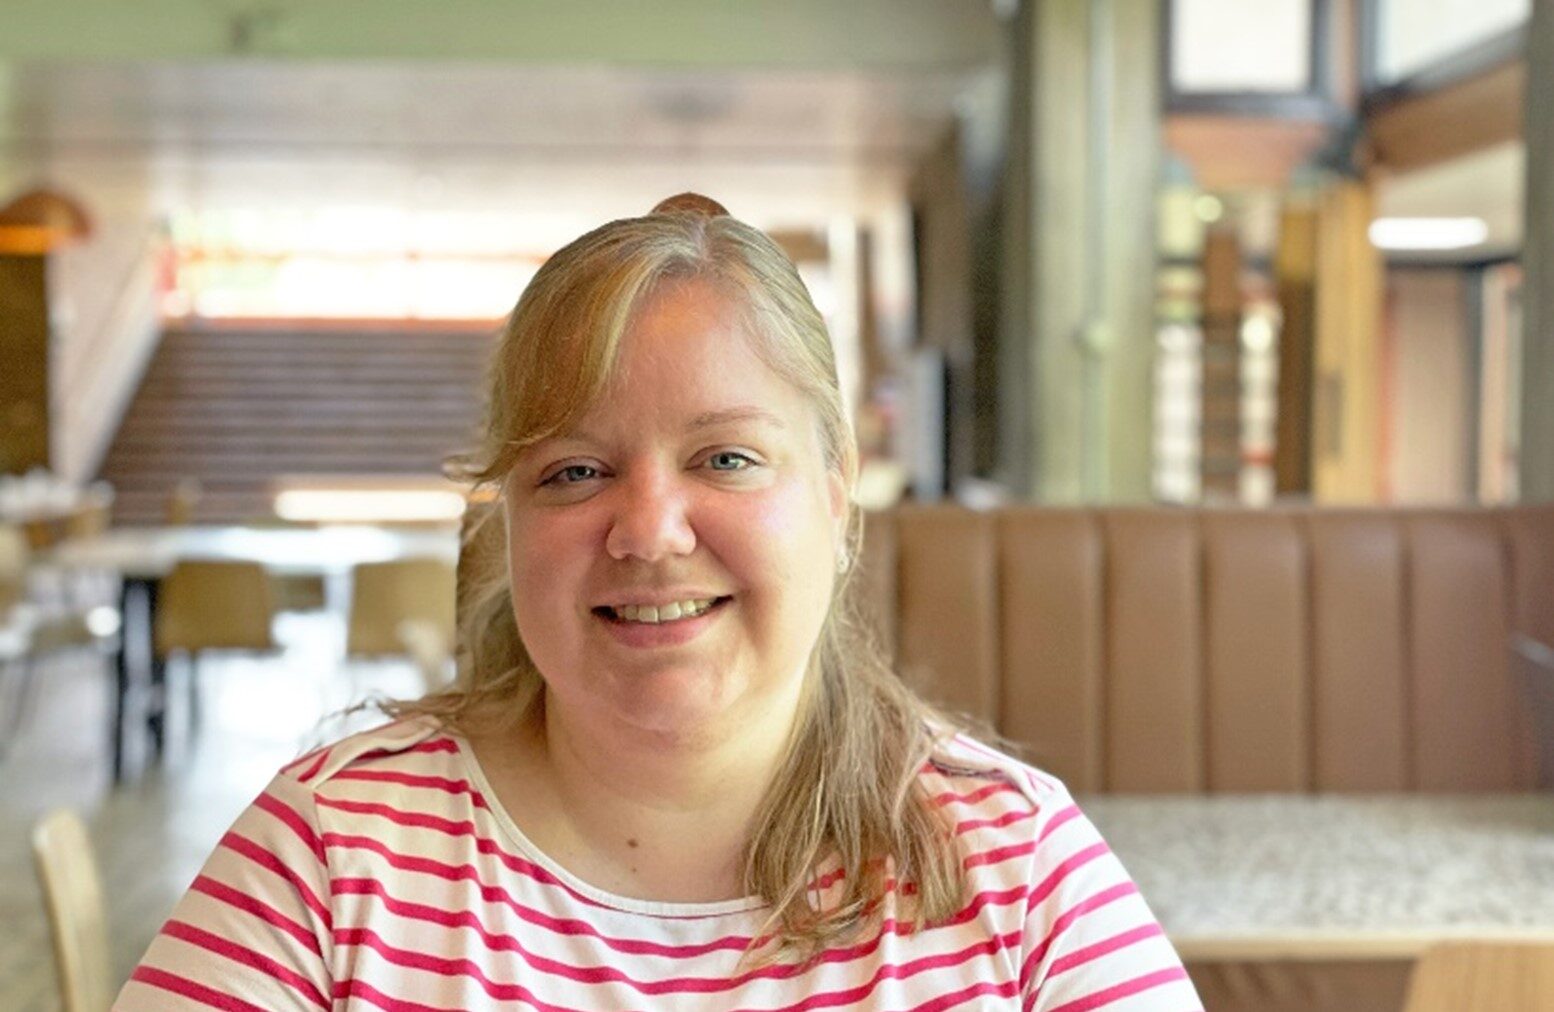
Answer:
[
  {"left": 854, "top": 504, "right": 1554, "bottom": 796},
  {"left": 852, "top": 503, "right": 1554, "bottom": 1012}
]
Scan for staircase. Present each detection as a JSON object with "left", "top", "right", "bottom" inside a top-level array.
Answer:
[{"left": 98, "top": 326, "right": 495, "bottom": 524}]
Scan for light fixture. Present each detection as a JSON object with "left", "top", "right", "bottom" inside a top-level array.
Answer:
[
  {"left": 0, "top": 188, "right": 94, "bottom": 253},
  {"left": 273, "top": 490, "right": 467, "bottom": 523},
  {"left": 1368, "top": 217, "right": 1488, "bottom": 251}
]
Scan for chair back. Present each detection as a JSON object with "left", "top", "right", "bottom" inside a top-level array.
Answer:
[
  {"left": 31, "top": 809, "right": 112, "bottom": 1012},
  {"left": 165, "top": 478, "right": 203, "bottom": 525},
  {"left": 1404, "top": 941, "right": 1554, "bottom": 1011},
  {"left": 154, "top": 560, "right": 277, "bottom": 656},
  {"left": 347, "top": 557, "right": 456, "bottom": 657}
]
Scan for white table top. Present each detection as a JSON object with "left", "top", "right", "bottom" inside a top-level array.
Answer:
[
  {"left": 1082, "top": 792, "right": 1554, "bottom": 961},
  {"left": 45, "top": 524, "right": 460, "bottom": 578}
]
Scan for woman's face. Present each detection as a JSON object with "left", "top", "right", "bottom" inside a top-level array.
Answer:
[{"left": 503, "top": 277, "right": 847, "bottom": 747}]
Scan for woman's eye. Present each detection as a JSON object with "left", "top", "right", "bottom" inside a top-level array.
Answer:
[
  {"left": 706, "top": 451, "right": 756, "bottom": 472},
  {"left": 543, "top": 464, "right": 599, "bottom": 485}
]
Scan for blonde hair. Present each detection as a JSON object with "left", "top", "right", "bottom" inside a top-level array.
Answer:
[{"left": 390, "top": 198, "right": 963, "bottom": 959}]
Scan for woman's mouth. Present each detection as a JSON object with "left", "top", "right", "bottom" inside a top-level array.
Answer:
[{"left": 593, "top": 596, "right": 733, "bottom": 625}]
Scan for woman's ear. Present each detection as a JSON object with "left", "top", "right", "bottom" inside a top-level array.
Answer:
[{"left": 826, "top": 466, "right": 851, "bottom": 558}]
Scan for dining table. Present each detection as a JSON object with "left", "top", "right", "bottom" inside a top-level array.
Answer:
[
  {"left": 47, "top": 524, "right": 459, "bottom": 781},
  {"left": 1083, "top": 791, "right": 1554, "bottom": 1010}
]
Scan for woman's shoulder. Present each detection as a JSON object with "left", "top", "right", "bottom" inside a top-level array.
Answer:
[
  {"left": 276, "top": 714, "right": 460, "bottom": 790},
  {"left": 922, "top": 731, "right": 1076, "bottom": 833}
]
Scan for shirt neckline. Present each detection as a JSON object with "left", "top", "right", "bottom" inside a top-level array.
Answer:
[{"left": 450, "top": 729, "right": 768, "bottom": 919}]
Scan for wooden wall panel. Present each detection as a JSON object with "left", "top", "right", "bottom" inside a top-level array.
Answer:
[
  {"left": 1103, "top": 511, "right": 1204, "bottom": 792},
  {"left": 894, "top": 507, "right": 1000, "bottom": 728},
  {"left": 1307, "top": 512, "right": 1411, "bottom": 791},
  {"left": 1202, "top": 511, "right": 1311, "bottom": 791},
  {"left": 998, "top": 509, "right": 1104, "bottom": 790},
  {"left": 1408, "top": 512, "right": 1525, "bottom": 790}
]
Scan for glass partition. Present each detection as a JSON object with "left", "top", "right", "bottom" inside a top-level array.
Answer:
[
  {"left": 1374, "top": 0, "right": 1529, "bottom": 83},
  {"left": 1171, "top": 0, "right": 1314, "bottom": 93}
]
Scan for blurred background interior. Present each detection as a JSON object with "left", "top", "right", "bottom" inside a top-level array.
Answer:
[{"left": 3, "top": 1, "right": 1554, "bottom": 1010}]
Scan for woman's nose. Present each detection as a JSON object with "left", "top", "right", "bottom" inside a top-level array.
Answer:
[{"left": 604, "top": 471, "right": 696, "bottom": 563}]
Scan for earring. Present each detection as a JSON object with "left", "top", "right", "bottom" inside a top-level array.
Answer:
[{"left": 835, "top": 551, "right": 850, "bottom": 574}]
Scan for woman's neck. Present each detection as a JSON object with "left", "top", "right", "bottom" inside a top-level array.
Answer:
[{"left": 473, "top": 685, "right": 803, "bottom": 904}]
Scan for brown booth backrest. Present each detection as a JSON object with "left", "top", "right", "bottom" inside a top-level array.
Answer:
[{"left": 856, "top": 505, "right": 1554, "bottom": 795}]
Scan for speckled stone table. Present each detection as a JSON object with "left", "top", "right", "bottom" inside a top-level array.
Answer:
[{"left": 1081, "top": 794, "right": 1554, "bottom": 961}]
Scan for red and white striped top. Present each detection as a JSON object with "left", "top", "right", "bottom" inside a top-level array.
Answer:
[{"left": 114, "top": 718, "right": 1202, "bottom": 1011}]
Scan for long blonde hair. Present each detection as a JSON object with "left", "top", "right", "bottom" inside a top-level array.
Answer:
[{"left": 391, "top": 198, "right": 964, "bottom": 958}]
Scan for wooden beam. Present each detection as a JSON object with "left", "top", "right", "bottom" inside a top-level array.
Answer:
[
  {"left": 766, "top": 230, "right": 828, "bottom": 265},
  {"left": 1367, "top": 60, "right": 1526, "bottom": 173},
  {"left": 1164, "top": 115, "right": 1330, "bottom": 190}
]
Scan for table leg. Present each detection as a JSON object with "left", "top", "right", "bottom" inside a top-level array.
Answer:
[
  {"left": 111, "top": 576, "right": 157, "bottom": 782},
  {"left": 110, "top": 577, "right": 141, "bottom": 783},
  {"left": 145, "top": 579, "right": 165, "bottom": 761},
  {"left": 112, "top": 621, "right": 128, "bottom": 783}
]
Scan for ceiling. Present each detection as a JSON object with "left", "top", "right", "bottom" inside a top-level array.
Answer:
[
  {"left": 0, "top": 0, "right": 1005, "bottom": 237},
  {"left": 0, "top": 60, "right": 997, "bottom": 239}
]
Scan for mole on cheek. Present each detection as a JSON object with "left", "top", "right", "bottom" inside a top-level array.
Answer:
[{"left": 627, "top": 838, "right": 639, "bottom": 849}]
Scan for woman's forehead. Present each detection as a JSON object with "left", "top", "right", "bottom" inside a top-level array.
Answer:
[{"left": 507, "top": 273, "right": 829, "bottom": 455}]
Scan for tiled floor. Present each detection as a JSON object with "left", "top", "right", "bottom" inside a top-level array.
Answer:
[{"left": 0, "top": 610, "right": 422, "bottom": 1011}]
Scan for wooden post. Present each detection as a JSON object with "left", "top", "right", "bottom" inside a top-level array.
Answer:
[
  {"left": 1200, "top": 229, "right": 1244, "bottom": 499},
  {"left": 1312, "top": 178, "right": 1385, "bottom": 503},
  {"left": 1274, "top": 200, "right": 1318, "bottom": 496}
]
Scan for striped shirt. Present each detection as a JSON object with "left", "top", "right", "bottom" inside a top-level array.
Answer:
[{"left": 115, "top": 718, "right": 1202, "bottom": 1011}]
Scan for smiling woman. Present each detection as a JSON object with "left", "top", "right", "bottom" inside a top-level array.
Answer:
[{"left": 112, "top": 196, "right": 1202, "bottom": 1011}]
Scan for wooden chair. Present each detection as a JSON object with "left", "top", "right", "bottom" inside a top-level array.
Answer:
[
  {"left": 164, "top": 477, "right": 203, "bottom": 526},
  {"left": 65, "top": 483, "right": 114, "bottom": 540},
  {"left": 346, "top": 558, "right": 455, "bottom": 658},
  {"left": 1404, "top": 941, "right": 1554, "bottom": 1011},
  {"left": 31, "top": 809, "right": 112, "bottom": 1012},
  {"left": 154, "top": 560, "right": 278, "bottom": 736},
  {"left": 0, "top": 523, "right": 27, "bottom": 613}
]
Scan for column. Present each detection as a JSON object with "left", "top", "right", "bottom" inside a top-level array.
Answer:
[
  {"left": 1000, "top": 0, "right": 1160, "bottom": 502},
  {"left": 1522, "top": 0, "right": 1554, "bottom": 500}
]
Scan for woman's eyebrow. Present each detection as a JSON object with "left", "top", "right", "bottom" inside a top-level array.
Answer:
[{"left": 687, "top": 406, "right": 788, "bottom": 431}]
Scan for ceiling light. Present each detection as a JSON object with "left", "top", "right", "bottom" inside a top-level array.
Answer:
[
  {"left": 273, "top": 490, "right": 466, "bottom": 523},
  {"left": 1368, "top": 217, "right": 1488, "bottom": 251}
]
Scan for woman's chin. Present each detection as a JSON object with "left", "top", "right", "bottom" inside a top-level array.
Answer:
[{"left": 602, "top": 673, "right": 742, "bottom": 742}]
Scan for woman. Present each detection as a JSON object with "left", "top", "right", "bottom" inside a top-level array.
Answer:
[{"left": 116, "top": 196, "right": 1201, "bottom": 1010}]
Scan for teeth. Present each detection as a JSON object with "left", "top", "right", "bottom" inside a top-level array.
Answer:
[{"left": 611, "top": 598, "right": 716, "bottom": 623}]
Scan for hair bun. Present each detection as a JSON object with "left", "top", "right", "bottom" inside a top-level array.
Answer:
[{"left": 650, "top": 192, "right": 730, "bottom": 217}]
